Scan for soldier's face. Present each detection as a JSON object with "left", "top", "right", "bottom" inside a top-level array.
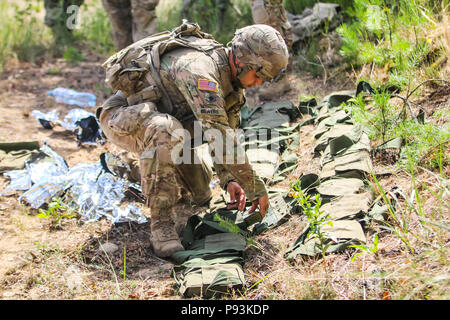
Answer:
[{"left": 239, "top": 69, "right": 263, "bottom": 88}]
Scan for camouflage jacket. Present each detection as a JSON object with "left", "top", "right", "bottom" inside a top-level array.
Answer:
[{"left": 158, "top": 45, "right": 267, "bottom": 201}]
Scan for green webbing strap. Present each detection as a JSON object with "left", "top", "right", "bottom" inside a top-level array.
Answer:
[{"left": 146, "top": 45, "right": 175, "bottom": 114}]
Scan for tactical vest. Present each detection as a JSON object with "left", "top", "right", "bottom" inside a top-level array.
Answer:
[{"left": 102, "top": 20, "right": 224, "bottom": 115}]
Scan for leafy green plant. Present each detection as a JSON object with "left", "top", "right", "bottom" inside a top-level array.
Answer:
[
  {"left": 0, "top": 0, "right": 52, "bottom": 70},
  {"left": 291, "top": 182, "right": 333, "bottom": 259},
  {"left": 344, "top": 83, "right": 449, "bottom": 169},
  {"left": 336, "top": 0, "right": 439, "bottom": 89},
  {"left": 344, "top": 89, "right": 397, "bottom": 143},
  {"left": 77, "top": 2, "right": 115, "bottom": 55},
  {"left": 350, "top": 233, "right": 379, "bottom": 262},
  {"left": 212, "top": 212, "right": 260, "bottom": 247},
  {"left": 36, "top": 197, "right": 77, "bottom": 229},
  {"left": 213, "top": 213, "right": 242, "bottom": 235}
]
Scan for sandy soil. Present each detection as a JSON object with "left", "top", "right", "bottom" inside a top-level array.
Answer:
[
  {"left": 1, "top": 46, "right": 447, "bottom": 300},
  {"left": 0, "top": 47, "right": 354, "bottom": 299}
]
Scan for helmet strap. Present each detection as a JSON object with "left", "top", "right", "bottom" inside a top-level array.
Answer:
[{"left": 231, "top": 51, "right": 252, "bottom": 88}]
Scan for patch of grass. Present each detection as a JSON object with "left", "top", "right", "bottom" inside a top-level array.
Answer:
[
  {"left": 350, "top": 233, "right": 380, "bottom": 262},
  {"left": 36, "top": 197, "right": 77, "bottom": 230},
  {"left": 336, "top": 0, "right": 448, "bottom": 90},
  {"left": 0, "top": 0, "right": 52, "bottom": 71},
  {"left": 344, "top": 86, "right": 449, "bottom": 170},
  {"left": 295, "top": 38, "right": 325, "bottom": 77},
  {"left": 47, "top": 65, "right": 61, "bottom": 75},
  {"left": 76, "top": 2, "right": 115, "bottom": 56}
]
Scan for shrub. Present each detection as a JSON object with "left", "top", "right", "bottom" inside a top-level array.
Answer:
[{"left": 0, "top": 0, "right": 52, "bottom": 71}]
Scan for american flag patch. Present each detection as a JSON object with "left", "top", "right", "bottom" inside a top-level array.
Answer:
[{"left": 198, "top": 79, "right": 218, "bottom": 92}]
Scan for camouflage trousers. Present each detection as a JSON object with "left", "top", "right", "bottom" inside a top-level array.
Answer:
[
  {"left": 97, "top": 93, "right": 212, "bottom": 215},
  {"left": 249, "top": 0, "right": 293, "bottom": 50},
  {"left": 102, "top": 0, "right": 160, "bottom": 50}
]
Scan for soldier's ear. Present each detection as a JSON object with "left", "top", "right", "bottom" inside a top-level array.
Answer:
[{"left": 230, "top": 50, "right": 244, "bottom": 68}]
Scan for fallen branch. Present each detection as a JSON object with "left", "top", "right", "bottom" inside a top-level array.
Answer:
[
  {"left": 391, "top": 93, "right": 417, "bottom": 122},
  {"left": 406, "top": 79, "right": 450, "bottom": 100},
  {"left": 391, "top": 79, "right": 450, "bottom": 122}
]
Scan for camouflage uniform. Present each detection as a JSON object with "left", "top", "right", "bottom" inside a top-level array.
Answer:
[
  {"left": 97, "top": 47, "right": 266, "bottom": 256},
  {"left": 98, "top": 45, "right": 267, "bottom": 208},
  {"left": 97, "top": 24, "right": 287, "bottom": 257},
  {"left": 249, "top": 0, "right": 293, "bottom": 50},
  {"left": 102, "top": 0, "right": 160, "bottom": 50},
  {"left": 249, "top": 0, "right": 293, "bottom": 98}
]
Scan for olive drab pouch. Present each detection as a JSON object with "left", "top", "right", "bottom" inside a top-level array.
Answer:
[
  {"left": 171, "top": 232, "right": 247, "bottom": 265},
  {"left": 173, "top": 257, "right": 245, "bottom": 298},
  {"left": 251, "top": 192, "right": 292, "bottom": 235},
  {"left": 239, "top": 101, "right": 302, "bottom": 182},
  {"left": 285, "top": 220, "right": 366, "bottom": 259},
  {"left": 102, "top": 20, "right": 223, "bottom": 113},
  {"left": 0, "top": 141, "right": 41, "bottom": 173},
  {"left": 171, "top": 231, "right": 247, "bottom": 298}
]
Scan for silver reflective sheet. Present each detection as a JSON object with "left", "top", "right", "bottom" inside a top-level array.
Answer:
[
  {"left": 70, "top": 167, "right": 147, "bottom": 224},
  {"left": 2, "top": 170, "right": 31, "bottom": 195},
  {"left": 4, "top": 145, "right": 147, "bottom": 224},
  {"left": 31, "top": 109, "right": 59, "bottom": 124},
  {"left": 60, "top": 108, "right": 96, "bottom": 131},
  {"left": 19, "top": 143, "right": 70, "bottom": 208},
  {"left": 31, "top": 108, "right": 103, "bottom": 146}
]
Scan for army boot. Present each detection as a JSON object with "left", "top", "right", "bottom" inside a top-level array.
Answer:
[{"left": 150, "top": 209, "right": 185, "bottom": 258}]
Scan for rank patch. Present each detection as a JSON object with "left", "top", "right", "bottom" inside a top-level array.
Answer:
[{"left": 198, "top": 79, "right": 218, "bottom": 92}]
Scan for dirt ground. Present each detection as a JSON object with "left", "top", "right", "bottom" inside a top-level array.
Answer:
[
  {"left": 0, "top": 45, "right": 447, "bottom": 300},
  {"left": 0, "top": 50, "right": 346, "bottom": 299}
]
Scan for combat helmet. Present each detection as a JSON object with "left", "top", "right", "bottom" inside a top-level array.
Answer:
[{"left": 231, "top": 24, "right": 289, "bottom": 82}]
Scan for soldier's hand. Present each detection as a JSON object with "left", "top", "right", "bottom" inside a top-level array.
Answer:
[
  {"left": 226, "top": 181, "right": 246, "bottom": 212},
  {"left": 248, "top": 194, "right": 269, "bottom": 217}
]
